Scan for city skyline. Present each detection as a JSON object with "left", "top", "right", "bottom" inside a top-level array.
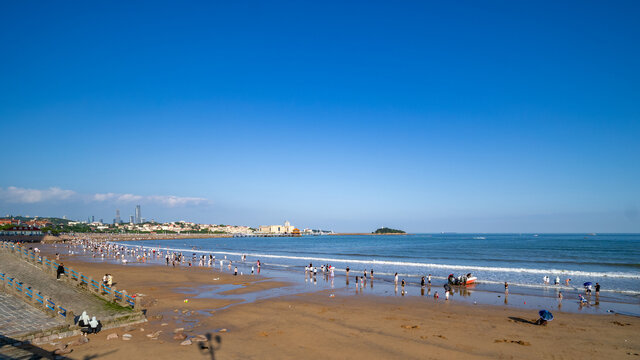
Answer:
[{"left": 1, "top": 1, "right": 639, "bottom": 233}]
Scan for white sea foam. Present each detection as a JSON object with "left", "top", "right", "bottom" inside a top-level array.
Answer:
[{"left": 113, "top": 242, "right": 640, "bottom": 280}]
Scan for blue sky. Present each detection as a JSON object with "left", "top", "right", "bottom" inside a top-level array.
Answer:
[{"left": 1, "top": 1, "right": 639, "bottom": 232}]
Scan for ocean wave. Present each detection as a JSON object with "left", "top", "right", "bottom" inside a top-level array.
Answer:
[{"left": 113, "top": 242, "right": 640, "bottom": 280}]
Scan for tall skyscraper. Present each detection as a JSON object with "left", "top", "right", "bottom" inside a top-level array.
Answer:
[
  {"left": 135, "top": 205, "right": 141, "bottom": 224},
  {"left": 91, "top": 215, "right": 95, "bottom": 223},
  {"left": 130, "top": 215, "right": 134, "bottom": 224},
  {"left": 115, "top": 209, "right": 121, "bottom": 224}
]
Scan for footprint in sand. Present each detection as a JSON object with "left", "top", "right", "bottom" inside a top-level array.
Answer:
[
  {"left": 494, "top": 339, "right": 530, "bottom": 346},
  {"left": 612, "top": 321, "right": 631, "bottom": 326},
  {"left": 400, "top": 325, "right": 420, "bottom": 329}
]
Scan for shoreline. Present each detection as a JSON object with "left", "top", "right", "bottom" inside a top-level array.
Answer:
[{"left": 30, "top": 242, "right": 639, "bottom": 359}]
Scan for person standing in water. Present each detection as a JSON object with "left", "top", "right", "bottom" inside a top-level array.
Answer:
[
  {"left": 394, "top": 273, "right": 398, "bottom": 285},
  {"left": 427, "top": 274, "right": 431, "bottom": 285}
]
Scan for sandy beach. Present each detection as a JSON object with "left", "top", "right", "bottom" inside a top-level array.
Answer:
[{"left": 28, "top": 244, "right": 639, "bottom": 360}]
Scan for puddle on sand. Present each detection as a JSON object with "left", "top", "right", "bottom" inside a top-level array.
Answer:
[{"left": 176, "top": 280, "right": 303, "bottom": 312}]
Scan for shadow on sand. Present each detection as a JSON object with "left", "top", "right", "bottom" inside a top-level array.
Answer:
[
  {"left": 198, "top": 333, "right": 222, "bottom": 359},
  {"left": 508, "top": 316, "right": 537, "bottom": 325}
]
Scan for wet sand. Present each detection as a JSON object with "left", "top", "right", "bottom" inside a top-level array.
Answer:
[{"left": 36, "top": 248, "right": 639, "bottom": 359}]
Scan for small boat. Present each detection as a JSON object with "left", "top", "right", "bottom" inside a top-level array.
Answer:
[{"left": 448, "top": 273, "right": 477, "bottom": 286}]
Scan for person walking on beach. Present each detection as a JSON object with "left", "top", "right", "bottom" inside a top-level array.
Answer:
[
  {"left": 555, "top": 276, "right": 560, "bottom": 285},
  {"left": 234, "top": 266, "right": 238, "bottom": 276},
  {"left": 401, "top": 279, "right": 406, "bottom": 294},
  {"left": 251, "top": 266, "right": 254, "bottom": 275},
  {"left": 565, "top": 278, "right": 571, "bottom": 286},
  {"left": 346, "top": 266, "right": 350, "bottom": 277},
  {"left": 421, "top": 276, "right": 425, "bottom": 288},
  {"left": 394, "top": 273, "right": 398, "bottom": 285},
  {"left": 427, "top": 274, "right": 431, "bottom": 285},
  {"left": 595, "top": 283, "right": 600, "bottom": 296},
  {"left": 504, "top": 282, "right": 509, "bottom": 293},
  {"left": 370, "top": 269, "right": 374, "bottom": 279}
]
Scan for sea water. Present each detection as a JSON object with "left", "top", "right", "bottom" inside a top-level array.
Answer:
[{"left": 123, "top": 233, "right": 640, "bottom": 302}]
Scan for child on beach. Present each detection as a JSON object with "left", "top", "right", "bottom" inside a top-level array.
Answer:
[
  {"left": 234, "top": 267, "right": 238, "bottom": 276},
  {"left": 428, "top": 274, "right": 431, "bottom": 285},
  {"left": 434, "top": 291, "right": 439, "bottom": 299},
  {"left": 421, "top": 277, "right": 425, "bottom": 288},
  {"left": 504, "top": 282, "right": 509, "bottom": 293}
]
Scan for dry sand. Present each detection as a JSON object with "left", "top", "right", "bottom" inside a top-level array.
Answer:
[{"left": 36, "top": 250, "right": 639, "bottom": 359}]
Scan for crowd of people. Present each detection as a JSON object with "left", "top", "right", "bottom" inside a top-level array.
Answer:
[{"left": 50, "top": 238, "right": 605, "bottom": 308}]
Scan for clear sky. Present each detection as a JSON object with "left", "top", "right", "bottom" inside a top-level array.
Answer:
[{"left": 1, "top": 1, "right": 639, "bottom": 232}]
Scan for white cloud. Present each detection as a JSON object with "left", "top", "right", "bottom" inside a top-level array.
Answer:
[
  {"left": 1, "top": 186, "right": 207, "bottom": 207},
  {"left": 147, "top": 195, "right": 208, "bottom": 207},
  {"left": 0, "top": 186, "right": 76, "bottom": 203}
]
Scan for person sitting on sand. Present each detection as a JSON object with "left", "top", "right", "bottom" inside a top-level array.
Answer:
[
  {"left": 56, "top": 263, "right": 65, "bottom": 280},
  {"left": 535, "top": 318, "right": 548, "bottom": 326},
  {"left": 78, "top": 311, "right": 90, "bottom": 327},
  {"left": 88, "top": 316, "right": 101, "bottom": 334}
]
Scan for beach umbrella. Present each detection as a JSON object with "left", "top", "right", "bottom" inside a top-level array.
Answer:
[
  {"left": 538, "top": 310, "right": 554, "bottom": 321},
  {"left": 583, "top": 282, "right": 592, "bottom": 287}
]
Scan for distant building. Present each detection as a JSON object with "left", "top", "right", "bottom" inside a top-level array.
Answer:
[
  {"left": 115, "top": 209, "right": 121, "bottom": 224},
  {"left": 135, "top": 205, "right": 141, "bottom": 224},
  {"left": 0, "top": 226, "right": 42, "bottom": 236},
  {"left": 130, "top": 215, "right": 134, "bottom": 224},
  {"left": 259, "top": 221, "right": 295, "bottom": 234}
]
